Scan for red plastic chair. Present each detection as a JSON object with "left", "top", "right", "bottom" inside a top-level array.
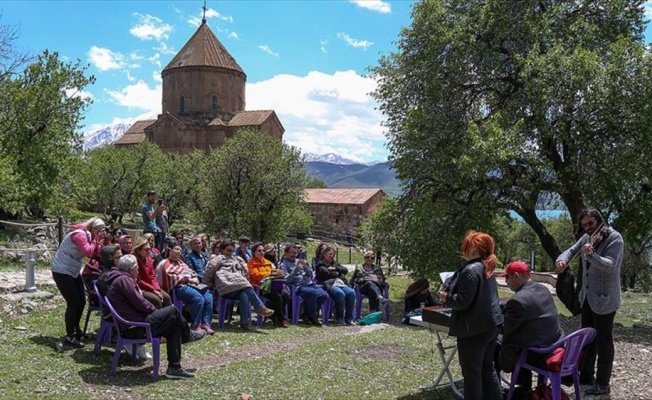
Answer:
[
  {"left": 103, "top": 296, "right": 162, "bottom": 381},
  {"left": 506, "top": 327, "right": 596, "bottom": 400}
]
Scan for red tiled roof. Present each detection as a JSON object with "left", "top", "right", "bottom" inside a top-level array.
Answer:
[
  {"left": 113, "top": 120, "right": 156, "bottom": 145},
  {"left": 229, "top": 110, "right": 274, "bottom": 126},
  {"left": 163, "top": 21, "right": 244, "bottom": 75},
  {"left": 304, "top": 189, "right": 385, "bottom": 205}
]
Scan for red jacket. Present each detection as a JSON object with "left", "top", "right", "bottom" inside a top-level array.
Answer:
[{"left": 136, "top": 254, "right": 161, "bottom": 292}]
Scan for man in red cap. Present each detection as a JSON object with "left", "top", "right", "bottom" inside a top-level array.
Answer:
[{"left": 498, "top": 260, "right": 563, "bottom": 398}]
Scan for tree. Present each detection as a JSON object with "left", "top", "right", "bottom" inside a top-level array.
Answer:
[
  {"left": 0, "top": 49, "right": 94, "bottom": 217},
  {"left": 199, "top": 129, "right": 313, "bottom": 241},
  {"left": 306, "top": 176, "right": 328, "bottom": 188},
  {"left": 77, "top": 141, "right": 166, "bottom": 223},
  {"left": 370, "top": 0, "right": 652, "bottom": 278}
]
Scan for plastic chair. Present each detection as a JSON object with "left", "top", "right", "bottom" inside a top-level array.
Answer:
[
  {"left": 82, "top": 281, "right": 101, "bottom": 337},
  {"left": 253, "top": 285, "right": 288, "bottom": 327},
  {"left": 353, "top": 283, "right": 391, "bottom": 322},
  {"left": 289, "top": 285, "right": 304, "bottom": 325},
  {"left": 171, "top": 286, "right": 184, "bottom": 312},
  {"left": 103, "top": 296, "right": 162, "bottom": 381},
  {"left": 216, "top": 292, "right": 257, "bottom": 330},
  {"left": 506, "top": 327, "right": 597, "bottom": 400},
  {"left": 92, "top": 282, "right": 116, "bottom": 355}
]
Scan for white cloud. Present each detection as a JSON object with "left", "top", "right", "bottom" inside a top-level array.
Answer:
[
  {"left": 228, "top": 31, "right": 239, "bottom": 39},
  {"left": 105, "top": 80, "right": 162, "bottom": 113},
  {"left": 148, "top": 53, "right": 162, "bottom": 67},
  {"left": 259, "top": 45, "right": 279, "bottom": 57},
  {"left": 130, "top": 13, "right": 173, "bottom": 41},
  {"left": 152, "top": 71, "right": 162, "bottom": 83},
  {"left": 125, "top": 70, "right": 136, "bottom": 82},
  {"left": 336, "top": 32, "right": 373, "bottom": 49},
  {"left": 154, "top": 42, "right": 176, "bottom": 55},
  {"left": 320, "top": 40, "right": 328, "bottom": 54},
  {"left": 129, "top": 51, "right": 144, "bottom": 61},
  {"left": 65, "top": 88, "right": 94, "bottom": 101},
  {"left": 247, "top": 70, "right": 386, "bottom": 162},
  {"left": 188, "top": 8, "right": 234, "bottom": 27},
  {"left": 644, "top": 1, "right": 652, "bottom": 20},
  {"left": 205, "top": 8, "right": 234, "bottom": 23},
  {"left": 349, "top": 0, "right": 391, "bottom": 14},
  {"left": 88, "top": 46, "right": 126, "bottom": 71}
]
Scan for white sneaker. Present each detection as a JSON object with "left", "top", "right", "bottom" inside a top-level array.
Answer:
[{"left": 136, "top": 345, "right": 151, "bottom": 360}]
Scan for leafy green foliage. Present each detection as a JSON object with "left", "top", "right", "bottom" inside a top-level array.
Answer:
[
  {"left": 370, "top": 0, "right": 652, "bottom": 278},
  {"left": 0, "top": 50, "right": 94, "bottom": 217},
  {"left": 199, "top": 129, "right": 312, "bottom": 241}
]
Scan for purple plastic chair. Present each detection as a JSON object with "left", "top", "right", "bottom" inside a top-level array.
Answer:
[
  {"left": 171, "top": 286, "right": 184, "bottom": 312},
  {"left": 289, "top": 284, "right": 330, "bottom": 325},
  {"left": 506, "top": 327, "right": 597, "bottom": 400},
  {"left": 103, "top": 296, "right": 162, "bottom": 381},
  {"left": 92, "top": 282, "right": 116, "bottom": 355},
  {"left": 252, "top": 285, "right": 288, "bottom": 327},
  {"left": 353, "top": 283, "right": 391, "bottom": 322},
  {"left": 216, "top": 292, "right": 257, "bottom": 330}
]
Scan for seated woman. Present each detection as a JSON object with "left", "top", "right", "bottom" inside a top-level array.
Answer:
[
  {"left": 133, "top": 237, "right": 172, "bottom": 309},
  {"left": 263, "top": 243, "right": 278, "bottom": 267},
  {"left": 402, "top": 278, "right": 438, "bottom": 324},
  {"left": 158, "top": 242, "right": 214, "bottom": 334},
  {"left": 142, "top": 232, "right": 162, "bottom": 265},
  {"left": 282, "top": 244, "right": 329, "bottom": 326},
  {"left": 203, "top": 240, "right": 274, "bottom": 332},
  {"left": 311, "top": 242, "right": 327, "bottom": 270},
  {"left": 210, "top": 240, "right": 222, "bottom": 260},
  {"left": 314, "top": 246, "right": 356, "bottom": 325},
  {"left": 248, "top": 242, "right": 290, "bottom": 328},
  {"left": 350, "top": 251, "right": 389, "bottom": 314}
]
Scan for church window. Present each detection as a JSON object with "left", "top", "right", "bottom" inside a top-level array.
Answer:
[
  {"left": 212, "top": 95, "right": 218, "bottom": 111},
  {"left": 180, "top": 96, "right": 185, "bottom": 113}
]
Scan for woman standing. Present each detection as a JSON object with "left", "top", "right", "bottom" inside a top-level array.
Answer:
[
  {"left": 439, "top": 230, "right": 503, "bottom": 400},
  {"left": 248, "top": 242, "right": 290, "bottom": 327},
  {"left": 51, "top": 217, "right": 107, "bottom": 347}
]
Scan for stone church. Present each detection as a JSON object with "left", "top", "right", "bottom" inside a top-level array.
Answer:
[{"left": 114, "top": 18, "right": 284, "bottom": 153}]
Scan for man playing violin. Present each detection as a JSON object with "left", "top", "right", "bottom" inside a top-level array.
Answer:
[{"left": 555, "top": 209, "right": 624, "bottom": 396}]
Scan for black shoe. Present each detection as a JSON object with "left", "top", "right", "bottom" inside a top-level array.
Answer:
[
  {"left": 165, "top": 366, "right": 195, "bottom": 379},
  {"left": 585, "top": 385, "right": 610, "bottom": 395},
  {"left": 580, "top": 375, "right": 596, "bottom": 385},
  {"left": 308, "top": 316, "right": 322, "bottom": 326},
  {"left": 65, "top": 336, "right": 85, "bottom": 348},
  {"left": 183, "top": 328, "right": 206, "bottom": 344}
]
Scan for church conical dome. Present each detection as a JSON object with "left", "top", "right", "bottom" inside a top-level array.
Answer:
[{"left": 163, "top": 20, "right": 244, "bottom": 76}]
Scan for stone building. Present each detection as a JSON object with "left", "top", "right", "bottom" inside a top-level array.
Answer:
[
  {"left": 304, "top": 188, "right": 387, "bottom": 236},
  {"left": 114, "top": 18, "right": 284, "bottom": 153}
]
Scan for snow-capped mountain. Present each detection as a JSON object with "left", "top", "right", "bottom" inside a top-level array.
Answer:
[
  {"left": 82, "top": 122, "right": 132, "bottom": 150},
  {"left": 303, "top": 152, "right": 365, "bottom": 165}
]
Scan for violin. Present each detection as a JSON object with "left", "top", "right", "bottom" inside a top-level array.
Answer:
[{"left": 583, "top": 222, "right": 609, "bottom": 257}]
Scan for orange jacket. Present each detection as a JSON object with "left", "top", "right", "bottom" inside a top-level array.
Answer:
[{"left": 247, "top": 257, "right": 273, "bottom": 286}]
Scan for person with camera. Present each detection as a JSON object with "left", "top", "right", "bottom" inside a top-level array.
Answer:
[
  {"left": 142, "top": 190, "right": 166, "bottom": 250},
  {"left": 51, "top": 217, "right": 108, "bottom": 348}
]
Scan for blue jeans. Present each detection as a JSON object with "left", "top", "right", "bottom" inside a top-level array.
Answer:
[
  {"left": 223, "top": 287, "right": 264, "bottom": 325},
  {"left": 327, "top": 285, "right": 355, "bottom": 322},
  {"left": 297, "top": 286, "right": 328, "bottom": 319},
  {"left": 176, "top": 285, "right": 213, "bottom": 328}
]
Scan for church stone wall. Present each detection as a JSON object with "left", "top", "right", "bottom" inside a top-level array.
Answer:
[{"left": 162, "top": 67, "right": 246, "bottom": 119}]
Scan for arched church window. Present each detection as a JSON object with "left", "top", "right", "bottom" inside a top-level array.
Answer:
[
  {"left": 212, "top": 95, "right": 218, "bottom": 111},
  {"left": 180, "top": 96, "right": 185, "bottom": 113}
]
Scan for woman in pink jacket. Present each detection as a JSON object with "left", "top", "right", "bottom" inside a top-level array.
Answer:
[{"left": 51, "top": 217, "right": 107, "bottom": 348}]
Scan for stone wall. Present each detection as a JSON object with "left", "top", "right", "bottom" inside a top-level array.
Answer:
[{"left": 0, "top": 223, "right": 59, "bottom": 264}]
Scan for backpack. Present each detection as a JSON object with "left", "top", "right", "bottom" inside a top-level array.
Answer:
[{"left": 358, "top": 311, "right": 383, "bottom": 326}]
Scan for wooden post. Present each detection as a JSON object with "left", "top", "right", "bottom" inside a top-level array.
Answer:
[{"left": 57, "top": 216, "right": 64, "bottom": 248}]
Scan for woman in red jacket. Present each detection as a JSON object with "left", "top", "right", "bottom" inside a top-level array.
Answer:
[{"left": 133, "top": 237, "right": 171, "bottom": 309}]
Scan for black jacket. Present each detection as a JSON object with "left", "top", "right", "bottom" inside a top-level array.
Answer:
[
  {"left": 445, "top": 258, "right": 503, "bottom": 338},
  {"left": 315, "top": 259, "right": 349, "bottom": 290}
]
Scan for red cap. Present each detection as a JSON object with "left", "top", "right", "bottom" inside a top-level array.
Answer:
[{"left": 498, "top": 261, "right": 530, "bottom": 277}]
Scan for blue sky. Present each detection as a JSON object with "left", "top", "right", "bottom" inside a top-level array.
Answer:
[{"left": 3, "top": 1, "right": 652, "bottom": 163}]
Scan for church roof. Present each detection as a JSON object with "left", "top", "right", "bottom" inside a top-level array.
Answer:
[
  {"left": 163, "top": 20, "right": 244, "bottom": 75},
  {"left": 229, "top": 110, "right": 275, "bottom": 126},
  {"left": 304, "top": 189, "right": 386, "bottom": 205},
  {"left": 113, "top": 120, "right": 156, "bottom": 145}
]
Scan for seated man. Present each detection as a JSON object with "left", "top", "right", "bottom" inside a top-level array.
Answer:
[
  {"left": 282, "top": 244, "right": 328, "bottom": 326},
  {"left": 498, "top": 261, "right": 563, "bottom": 398},
  {"left": 105, "top": 254, "right": 205, "bottom": 379},
  {"left": 185, "top": 236, "right": 209, "bottom": 281}
]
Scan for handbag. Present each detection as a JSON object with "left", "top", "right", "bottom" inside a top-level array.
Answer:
[
  {"left": 187, "top": 283, "right": 209, "bottom": 294},
  {"left": 545, "top": 347, "right": 565, "bottom": 372}
]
